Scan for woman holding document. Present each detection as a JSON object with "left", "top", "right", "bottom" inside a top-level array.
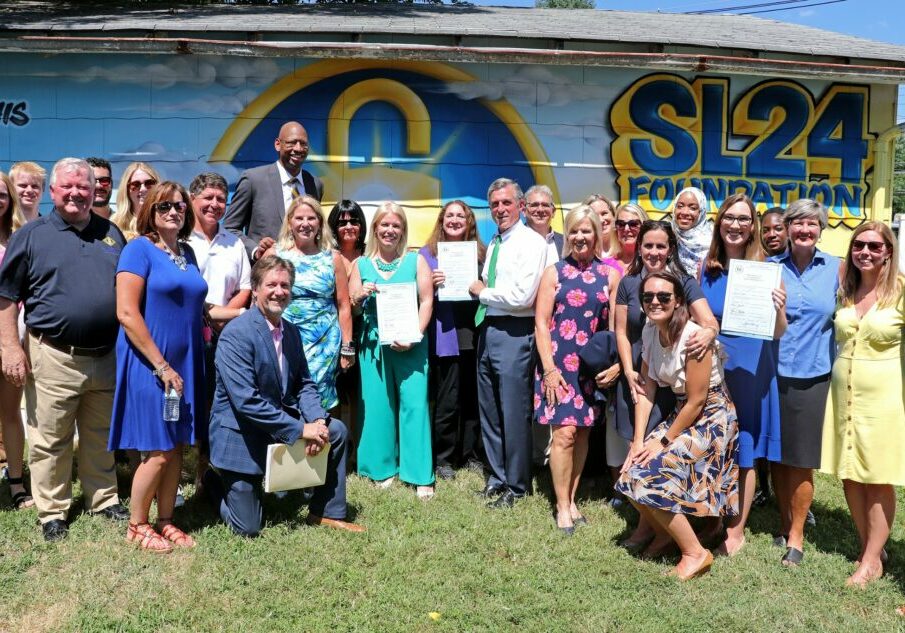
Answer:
[
  {"left": 349, "top": 202, "right": 435, "bottom": 499},
  {"left": 770, "top": 198, "right": 841, "bottom": 567},
  {"left": 820, "top": 222, "right": 904, "bottom": 587},
  {"left": 699, "top": 194, "right": 787, "bottom": 556},
  {"left": 420, "top": 201, "right": 486, "bottom": 480}
]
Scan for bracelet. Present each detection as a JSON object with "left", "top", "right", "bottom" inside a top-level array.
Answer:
[
  {"left": 340, "top": 344, "right": 355, "bottom": 356},
  {"left": 542, "top": 368, "right": 559, "bottom": 377},
  {"left": 153, "top": 363, "right": 170, "bottom": 377}
]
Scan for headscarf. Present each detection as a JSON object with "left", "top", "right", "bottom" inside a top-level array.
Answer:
[{"left": 669, "top": 187, "right": 712, "bottom": 274}]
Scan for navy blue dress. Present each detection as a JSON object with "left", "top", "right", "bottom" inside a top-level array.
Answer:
[
  {"left": 109, "top": 237, "right": 208, "bottom": 451},
  {"left": 700, "top": 270, "right": 782, "bottom": 467}
]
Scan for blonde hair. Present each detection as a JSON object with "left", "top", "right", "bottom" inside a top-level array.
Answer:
[
  {"left": 616, "top": 202, "right": 649, "bottom": 224},
  {"left": 9, "top": 161, "right": 47, "bottom": 188},
  {"left": 365, "top": 202, "right": 408, "bottom": 258},
  {"left": 561, "top": 205, "right": 602, "bottom": 259},
  {"left": 277, "top": 195, "right": 333, "bottom": 253},
  {"left": 0, "top": 171, "right": 26, "bottom": 236},
  {"left": 114, "top": 162, "right": 161, "bottom": 238},
  {"left": 839, "top": 221, "right": 904, "bottom": 310}
]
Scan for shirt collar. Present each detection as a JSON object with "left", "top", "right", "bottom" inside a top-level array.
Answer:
[
  {"left": 497, "top": 220, "right": 523, "bottom": 242},
  {"left": 191, "top": 228, "right": 227, "bottom": 243},
  {"left": 544, "top": 230, "right": 555, "bottom": 243},
  {"left": 264, "top": 315, "right": 283, "bottom": 336},
  {"left": 777, "top": 248, "right": 828, "bottom": 268},
  {"left": 50, "top": 208, "right": 93, "bottom": 232},
  {"left": 275, "top": 160, "right": 299, "bottom": 186}
]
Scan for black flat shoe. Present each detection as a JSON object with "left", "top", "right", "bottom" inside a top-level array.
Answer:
[
  {"left": 772, "top": 533, "right": 788, "bottom": 548},
  {"left": 782, "top": 547, "right": 804, "bottom": 567},
  {"left": 559, "top": 526, "right": 575, "bottom": 536},
  {"left": 478, "top": 484, "right": 505, "bottom": 499},
  {"left": 573, "top": 514, "right": 588, "bottom": 527},
  {"left": 436, "top": 465, "right": 456, "bottom": 481},
  {"left": 488, "top": 491, "right": 520, "bottom": 509},
  {"left": 42, "top": 519, "right": 68, "bottom": 542}
]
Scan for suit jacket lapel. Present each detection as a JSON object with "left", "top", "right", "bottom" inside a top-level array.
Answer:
[
  {"left": 251, "top": 307, "right": 283, "bottom": 393},
  {"left": 269, "top": 163, "right": 285, "bottom": 221}
]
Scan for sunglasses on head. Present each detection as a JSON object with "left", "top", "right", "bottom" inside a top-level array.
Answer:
[
  {"left": 128, "top": 178, "right": 158, "bottom": 192},
  {"left": 641, "top": 291, "right": 674, "bottom": 305},
  {"left": 153, "top": 201, "right": 187, "bottom": 213},
  {"left": 852, "top": 239, "right": 886, "bottom": 254},
  {"left": 615, "top": 219, "right": 642, "bottom": 230}
]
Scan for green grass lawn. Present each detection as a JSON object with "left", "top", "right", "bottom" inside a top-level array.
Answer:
[{"left": 2, "top": 465, "right": 905, "bottom": 632}]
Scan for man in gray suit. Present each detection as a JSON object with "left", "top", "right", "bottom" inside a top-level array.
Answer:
[{"left": 223, "top": 121, "right": 325, "bottom": 261}]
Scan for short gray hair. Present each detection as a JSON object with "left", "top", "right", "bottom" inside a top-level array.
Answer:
[
  {"left": 525, "top": 184, "right": 553, "bottom": 201},
  {"left": 487, "top": 178, "right": 524, "bottom": 204},
  {"left": 50, "top": 157, "right": 94, "bottom": 188},
  {"left": 784, "top": 198, "right": 828, "bottom": 231}
]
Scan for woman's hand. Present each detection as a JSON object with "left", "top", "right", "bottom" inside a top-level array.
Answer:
[
  {"left": 340, "top": 354, "right": 355, "bottom": 371},
  {"left": 431, "top": 270, "right": 446, "bottom": 288},
  {"left": 626, "top": 370, "right": 646, "bottom": 404},
  {"left": 772, "top": 286, "right": 787, "bottom": 313},
  {"left": 390, "top": 341, "right": 413, "bottom": 352},
  {"left": 543, "top": 368, "right": 568, "bottom": 406},
  {"left": 160, "top": 366, "right": 184, "bottom": 397},
  {"left": 354, "top": 282, "right": 377, "bottom": 306},
  {"left": 633, "top": 436, "right": 666, "bottom": 467},
  {"left": 621, "top": 440, "right": 641, "bottom": 474},
  {"left": 685, "top": 326, "right": 717, "bottom": 360},
  {"left": 255, "top": 237, "right": 275, "bottom": 260},
  {"left": 595, "top": 362, "right": 621, "bottom": 389}
]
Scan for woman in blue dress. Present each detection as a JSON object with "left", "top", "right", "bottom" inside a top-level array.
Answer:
[
  {"left": 270, "top": 195, "right": 354, "bottom": 411},
  {"left": 699, "top": 193, "right": 787, "bottom": 556},
  {"left": 109, "top": 181, "right": 207, "bottom": 553}
]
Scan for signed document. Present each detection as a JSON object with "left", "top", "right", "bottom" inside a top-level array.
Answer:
[
  {"left": 721, "top": 259, "right": 782, "bottom": 340},
  {"left": 437, "top": 241, "right": 479, "bottom": 301},
  {"left": 376, "top": 282, "right": 423, "bottom": 345}
]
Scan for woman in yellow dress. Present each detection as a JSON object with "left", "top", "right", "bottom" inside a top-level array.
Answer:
[{"left": 820, "top": 221, "right": 905, "bottom": 588}]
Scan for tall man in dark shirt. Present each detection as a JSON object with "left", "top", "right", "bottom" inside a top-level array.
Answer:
[{"left": 0, "top": 157, "right": 129, "bottom": 541}]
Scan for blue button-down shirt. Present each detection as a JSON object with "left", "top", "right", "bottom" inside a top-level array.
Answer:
[{"left": 771, "top": 249, "right": 840, "bottom": 379}]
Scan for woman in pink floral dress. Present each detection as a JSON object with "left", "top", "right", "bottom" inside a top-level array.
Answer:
[{"left": 535, "top": 205, "right": 622, "bottom": 534}]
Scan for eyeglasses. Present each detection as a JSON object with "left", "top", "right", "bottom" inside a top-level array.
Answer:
[
  {"left": 615, "top": 219, "right": 642, "bottom": 230},
  {"left": 128, "top": 179, "right": 158, "bottom": 192},
  {"left": 721, "top": 214, "right": 753, "bottom": 227},
  {"left": 338, "top": 218, "right": 360, "bottom": 227},
  {"left": 527, "top": 202, "right": 554, "bottom": 210},
  {"left": 153, "top": 201, "right": 187, "bottom": 213},
  {"left": 641, "top": 291, "right": 674, "bottom": 305},
  {"left": 852, "top": 239, "right": 886, "bottom": 254},
  {"left": 95, "top": 177, "right": 113, "bottom": 186}
]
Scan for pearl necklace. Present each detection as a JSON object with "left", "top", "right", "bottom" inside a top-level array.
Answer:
[{"left": 162, "top": 241, "right": 188, "bottom": 271}]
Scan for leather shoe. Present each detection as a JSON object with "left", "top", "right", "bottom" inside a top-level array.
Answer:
[
  {"left": 305, "top": 514, "right": 366, "bottom": 533},
  {"left": 478, "top": 484, "right": 505, "bottom": 499},
  {"left": 92, "top": 503, "right": 130, "bottom": 522},
  {"left": 436, "top": 465, "right": 456, "bottom": 481},
  {"left": 488, "top": 490, "right": 522, "bottom": 509},
  {"left": 42, "top": 519, "right": 69, "bottom": 542}
]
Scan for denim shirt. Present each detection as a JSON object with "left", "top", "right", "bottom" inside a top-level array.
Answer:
[{"left": 772, "top": 249, "right": 840, "bottom": 379}]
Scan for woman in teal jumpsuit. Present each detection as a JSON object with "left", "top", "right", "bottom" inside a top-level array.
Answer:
[{"left": 349, "top": 202, "right": 436, "bottom": 498}]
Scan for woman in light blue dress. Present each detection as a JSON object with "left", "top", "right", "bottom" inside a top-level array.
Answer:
[{"left": 270, "top": 195, "right": 354, "bottom": 410}]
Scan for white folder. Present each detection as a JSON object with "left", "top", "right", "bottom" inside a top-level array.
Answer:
[{"left": 263, "top": 440, "right": 330, "bottom": 493}]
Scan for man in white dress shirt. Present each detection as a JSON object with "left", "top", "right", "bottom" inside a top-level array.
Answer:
[
  {"left": 469, "top": 178, "right": 547, "bottom": 508},
  {"left": 524, "top": 184, "right": 563, "bottom": 268}
]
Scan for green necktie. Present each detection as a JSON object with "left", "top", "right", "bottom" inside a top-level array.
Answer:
[{"left": 475, "top": 234, "right": 502, "bottom": 327}]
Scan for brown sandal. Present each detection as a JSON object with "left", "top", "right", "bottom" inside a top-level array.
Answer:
[
  {"left": 156, "top": 518, "right": 196, "bottom": 548},
  {"left": 127, "top": 522, "right": 173, "bottom": 554}
]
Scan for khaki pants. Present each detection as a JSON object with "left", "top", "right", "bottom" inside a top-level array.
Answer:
[{"left": 25, "top": 333, "right": 119, "bottom": 523}]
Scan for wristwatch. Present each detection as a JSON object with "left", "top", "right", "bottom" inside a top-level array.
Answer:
[{"left": 659, "top": 436, "right": 670, "bottom": 448}]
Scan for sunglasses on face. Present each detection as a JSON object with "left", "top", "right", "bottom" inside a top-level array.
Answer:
[
  {"left": 338, "top": 218, "right": 360, "bottom": 227},
  {"left": 641, "top": 291, "right": 674, "bottom": 305},
  {"left": 153, "top": 201, "right": 187, "bottom": 213},
  {"left": 95, "top": 177, "right": 113, "bottom": 186},
  {"left": 128, "top": 179, "right": 158, "bottom": 192},
  {"left": 852, "top": 239, "right": 886, "bottom": 254},
  {"left": 615, "top": 219, "right": 642, "bottom": 230}
]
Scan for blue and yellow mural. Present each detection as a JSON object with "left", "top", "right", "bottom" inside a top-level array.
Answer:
[{"left": 0, "top": 54, "right": 893, "bottom": 248}]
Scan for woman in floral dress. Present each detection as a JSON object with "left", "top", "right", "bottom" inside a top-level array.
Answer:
[{"left": 535, "top": 205, "right": 621, "bottom": 534}]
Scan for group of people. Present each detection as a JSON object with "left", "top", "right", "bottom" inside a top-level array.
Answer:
[{"left": 0, "top": 120, "right": 901, "bottom": 585}]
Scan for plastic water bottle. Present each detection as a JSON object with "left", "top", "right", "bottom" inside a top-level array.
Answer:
[{"left": 163, "top": 387, "right": 181, "bottom": 422}]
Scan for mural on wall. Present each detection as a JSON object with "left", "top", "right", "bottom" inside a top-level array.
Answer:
[{"left": 0, "top": 54, "right": 883, "bottom": 245}]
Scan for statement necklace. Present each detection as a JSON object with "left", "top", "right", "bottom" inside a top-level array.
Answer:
[
  {"left": 374, "top": 255, "right": 401, "bottom": 273},
  {"left": 162, "top": 241, "right": 188, "bottom": 271}
]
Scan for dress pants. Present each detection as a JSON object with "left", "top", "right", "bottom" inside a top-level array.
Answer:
[
  {"left": 206, "top": 419, "right": 349, "bottom": 537},
  {"left": 25, "top": 334, "right": 119, "bottom": 523},
  {"left": 357, "top": 340, "right": 433, "bottom": 485},
  {"left": 431, "top": 350, "right": 483, "bottom": 468},
  {"left": 477, "top": 316, "right": 535, "bottom": 497}
]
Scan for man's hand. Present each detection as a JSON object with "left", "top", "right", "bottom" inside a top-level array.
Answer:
[
  {"left": 254, "top": 237, "right": 276, "bottom": 261},
  {"left": 1, "top": 344, "right": 29, "bottom": 387},
  {"left": 468, "top": 280, "right": 485, "bottom": 296},
  {"left": 301, "top": 419, "right": 329, "bottom": 456}
]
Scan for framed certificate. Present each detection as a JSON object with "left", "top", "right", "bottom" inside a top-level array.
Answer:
[
  {"left": 721, "top": 259, "right": 782, "bottom": 340},
  {"left": 437, "top": 241, "right": 479, "bottom": 302},
  {"left": 376, "top": 282, "right": 423, "bottom": 345}
]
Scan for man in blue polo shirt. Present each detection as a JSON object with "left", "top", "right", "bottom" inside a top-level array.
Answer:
[{"left": 0, "top": 157, "right": 129, "bottom": 541}]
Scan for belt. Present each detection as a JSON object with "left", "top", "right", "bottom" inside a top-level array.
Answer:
[{"left": 29, "top": 330, "right": 114, "bottom": 358}]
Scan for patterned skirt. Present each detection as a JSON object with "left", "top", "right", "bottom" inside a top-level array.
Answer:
[{"left": 615, "top": 386, "right": 740, "bottom": 517}]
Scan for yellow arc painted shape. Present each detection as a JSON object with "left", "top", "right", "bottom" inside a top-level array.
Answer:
[
  {"left": 326, "top": 78, "right": 431, "bottom": 159},
  {"left": 209, "top": 58, "right": 562, "bottom": 211}
]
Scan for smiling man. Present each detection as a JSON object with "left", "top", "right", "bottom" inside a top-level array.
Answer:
[
  {"left": 86, "top": 157, "right": 114, "bottom": 219},
  {"left": 0, "top": 157, "right": 129, "bottom": 541},
  {"left": 223, "top": 121, "right": 324, "bottom": 262},
  {"left": 468, "top": 178, "right": 547, "bottom": 508},
  {"left": 524, "top": 184, "right": 563, "bottom": 267}
]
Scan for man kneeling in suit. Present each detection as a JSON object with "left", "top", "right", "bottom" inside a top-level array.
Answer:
[{"left": 204, "top": 255, "right": 365, "bottom": 536}]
